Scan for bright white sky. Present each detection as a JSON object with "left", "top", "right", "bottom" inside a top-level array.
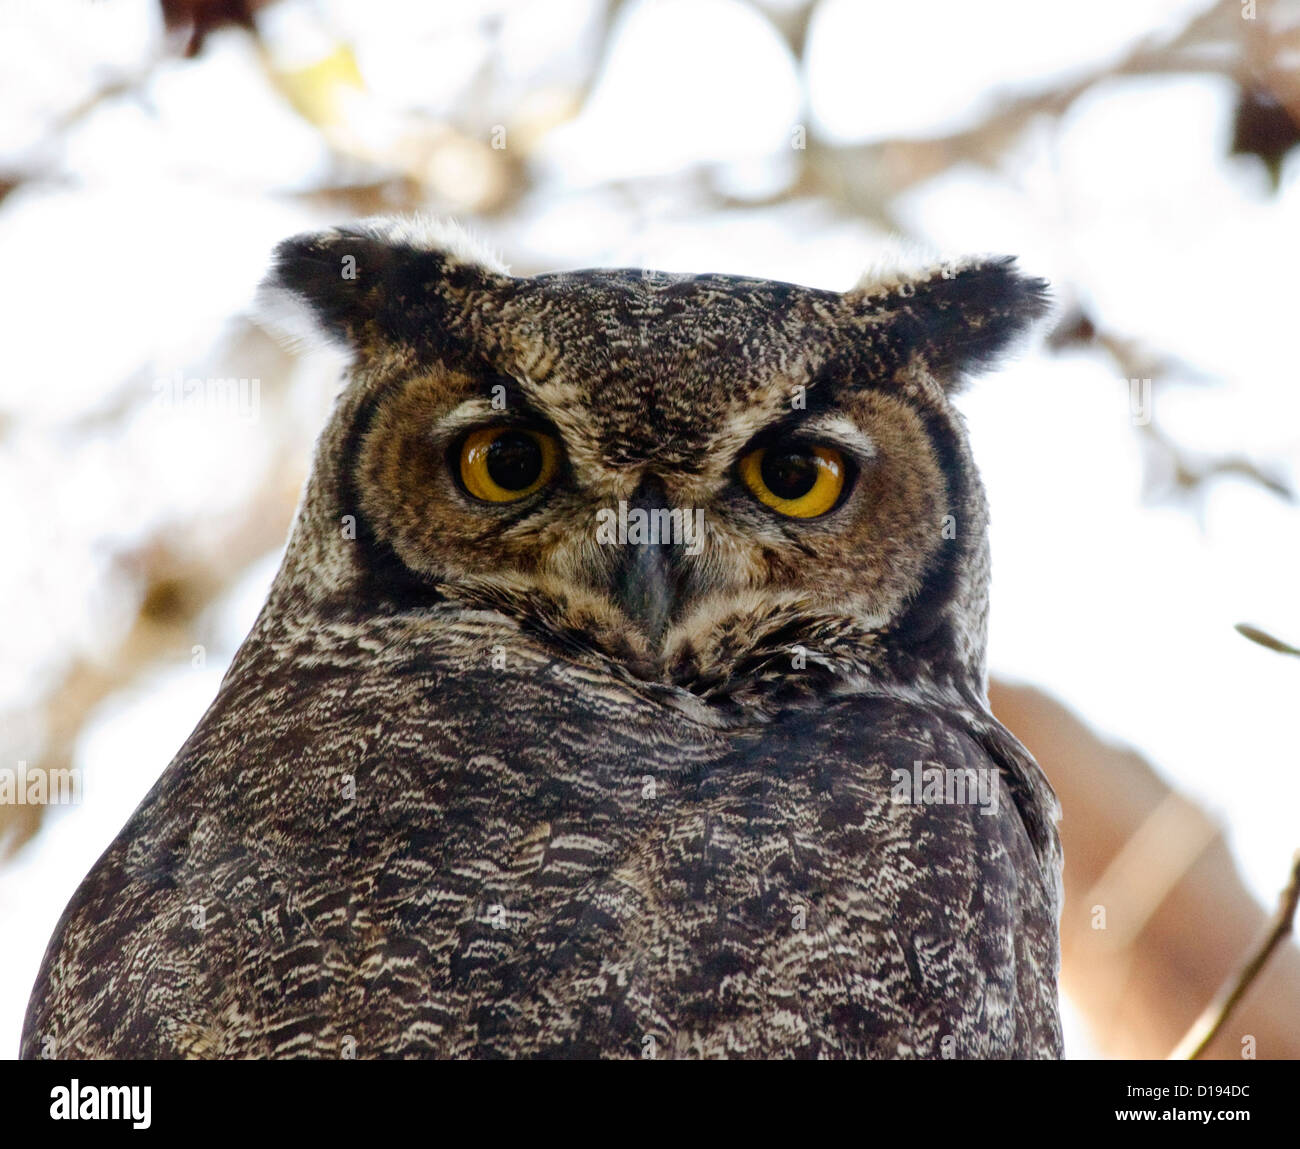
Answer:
[{"left": 2, "top": 0, "right": 1297, "bottom": 1059}]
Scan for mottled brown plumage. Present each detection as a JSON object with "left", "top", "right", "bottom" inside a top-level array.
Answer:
[{"left": 22, "top": 219, "right": 1062, "bottom": 1059}]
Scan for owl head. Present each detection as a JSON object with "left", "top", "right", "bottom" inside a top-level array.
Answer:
[{"left": 259, "top": 219, "right": 1047, "bottom": 708}]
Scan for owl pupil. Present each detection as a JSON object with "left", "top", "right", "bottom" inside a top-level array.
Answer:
[
  {"left": 487, "top": 431, "right": 542, "bottom": 490},
  {"left": 762, "top": 449, "right": 817, "bottom": 500}
]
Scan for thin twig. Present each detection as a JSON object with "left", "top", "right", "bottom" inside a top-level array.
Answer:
[
  {"left": 1236, "top": 624, "right": 1300, "bottom": 658},
  {"left": 1170, "top": 851, "right": 1300, "bottom": 1059}
]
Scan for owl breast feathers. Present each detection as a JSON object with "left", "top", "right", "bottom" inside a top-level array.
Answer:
[{"left": 23, "top": 220, "right": 1063, "bottom": 1059}]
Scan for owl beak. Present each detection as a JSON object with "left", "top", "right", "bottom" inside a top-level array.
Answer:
[{"left": 611, "top": 476, "right": 687, "bottom": 647}]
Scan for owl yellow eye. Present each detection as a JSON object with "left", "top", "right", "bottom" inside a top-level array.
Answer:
[
  {"left": 458, "top": 427, "right": 559, "bottom": 503},
  {"left": 738, "top": 443, "right": 846, "bottom": 518}
]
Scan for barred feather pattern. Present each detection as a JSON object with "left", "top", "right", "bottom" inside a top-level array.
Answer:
[
  {"left": 22, "top": 223, "right": 1063, "bottom": 1059},
  {"left": 23, "top": 604, "right": 1061, "bottom": 1059}
]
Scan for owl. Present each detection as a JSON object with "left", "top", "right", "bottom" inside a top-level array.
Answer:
[{"left": 22, "top": 219, "right": 1062, "bottom": 1060}]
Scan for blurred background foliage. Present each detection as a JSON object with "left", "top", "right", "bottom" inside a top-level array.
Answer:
[{"left": 2, "top": 0, "right": 1298, "bottom": 1058}]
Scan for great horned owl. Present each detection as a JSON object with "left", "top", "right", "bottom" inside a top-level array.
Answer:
[{"left": 22, "top": 219, "right": 1062, "bottom": 1059}]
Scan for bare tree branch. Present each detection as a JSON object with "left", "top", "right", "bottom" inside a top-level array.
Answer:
[{"left": 1170, "top": 851, "right": 1300, "bottom": 1059}]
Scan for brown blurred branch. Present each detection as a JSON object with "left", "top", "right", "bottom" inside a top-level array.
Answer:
[
  {"left": 1172, "top": 851, "right": 1300, "bottom": 1059},
  {"left": 0, "top": 496, "right": 294, "bottom": 860},
  {"left": 1236, "top": 623, "right": 1300, "bottom": 657},
  {"left": 990, "top": 679, "right": 1300, "bottom": 1059},
  {"left": 795, "top": 0, "right": 1289, "bottom": 214},
  {"left": 0, "top": 65, "right": 159, "bottom": 206},
  {"left": 1139, "top": 422, "right": 1295, "bottom": 505},
  {"left": 0, "top": 324, "right": 302, "bottom": 857},
  {"left": 1048, "top": 310, "right": 1296, "bottom": 506}
]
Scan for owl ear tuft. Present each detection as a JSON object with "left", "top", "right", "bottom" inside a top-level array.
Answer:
[
  {"left": 848, "top": 256, "right": 1051, "bottom": 390},
  {"left": 256, "top": 217, "right": 510, "bottom": 352}
]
